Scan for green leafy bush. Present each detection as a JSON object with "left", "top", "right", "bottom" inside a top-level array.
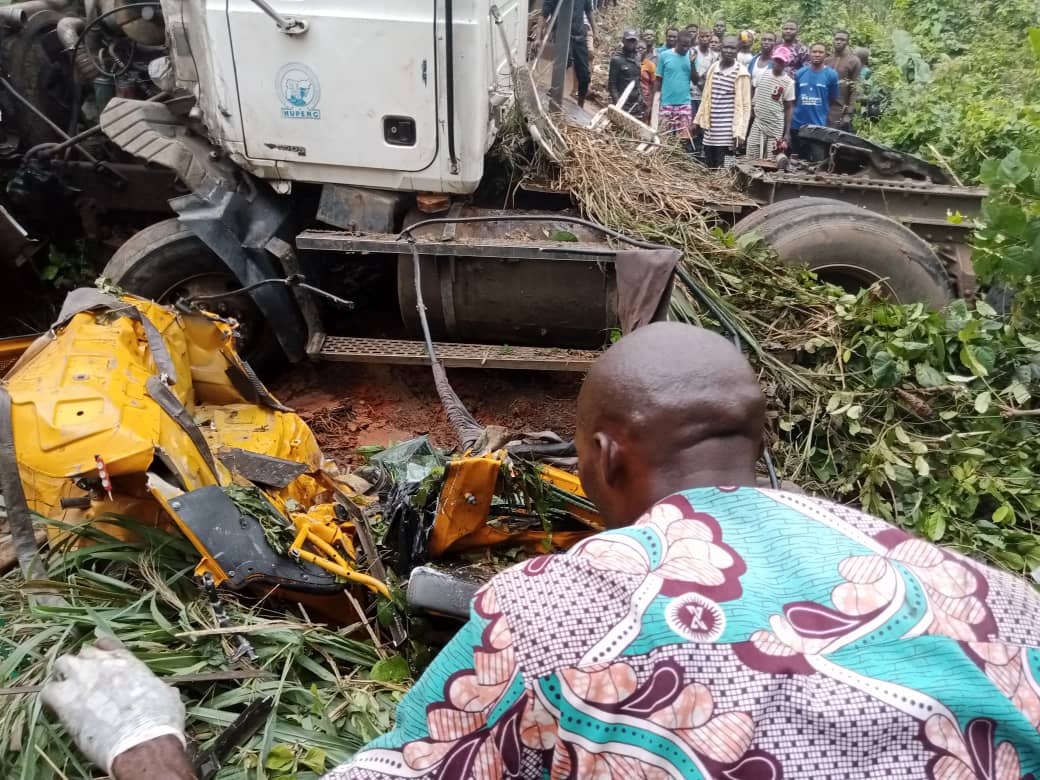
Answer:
[{"left": 974, "top": 148, "right": 1040, "bottom": 285}]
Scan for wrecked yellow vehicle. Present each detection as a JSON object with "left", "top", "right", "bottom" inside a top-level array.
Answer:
[{"left": 0, "top": 290, "right": 599, "bottom": 615}]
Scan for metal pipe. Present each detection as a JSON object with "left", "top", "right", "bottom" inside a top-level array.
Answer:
[
  {"left": 0, "top": 2, "right": 43, "bottom": 27},
  {"left": 55, "top": 15, "right": 84, "bottom": 48},
  {"left": 57, "top": 16, "right": 103, "bottom": 83},
  {"left": 0, "top": 0, "right": 72, "bottom": 28}
]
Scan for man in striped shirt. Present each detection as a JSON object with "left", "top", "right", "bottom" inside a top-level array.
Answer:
[
  {"left": 693, "top": 35, "right": 751, "bottom": 168},
  {"left": 745, "top": 45, "right": 796, "bottom": 160}
]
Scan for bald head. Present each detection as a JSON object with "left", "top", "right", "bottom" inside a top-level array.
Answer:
[{"left": 576, "top": 323, "right": 765, "bottom": 527}]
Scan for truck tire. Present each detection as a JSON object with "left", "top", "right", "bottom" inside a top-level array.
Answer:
[
  {"left": 734, "top": 201, "right": 953, "bottom": 307},
  {"left": 731, "top": 197, "right": 860, "bottom": 239},
  {"left": 104, "top": 219, "right": 283, "bottom": 371}
]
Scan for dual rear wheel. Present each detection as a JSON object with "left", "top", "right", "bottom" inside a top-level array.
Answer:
[{"left": 731, "top": 197, "right": 953, "bottom": 307}]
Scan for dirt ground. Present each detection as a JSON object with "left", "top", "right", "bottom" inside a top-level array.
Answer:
[{"left": 271, "top": 363, "right": 583, "bottom": 466}]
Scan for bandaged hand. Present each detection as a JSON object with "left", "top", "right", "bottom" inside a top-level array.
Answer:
[{"left": 41, "top": 639, "right": 186, "bottom": 775}]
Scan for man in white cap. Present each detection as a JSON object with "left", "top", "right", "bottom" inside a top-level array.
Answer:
[{"left": 746, "top": 44, "right": 796, "bottom": 160}]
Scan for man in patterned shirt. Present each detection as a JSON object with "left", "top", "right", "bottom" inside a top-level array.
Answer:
[{"left": 42, "top": 323, "right": 1040, "bottom": 779}]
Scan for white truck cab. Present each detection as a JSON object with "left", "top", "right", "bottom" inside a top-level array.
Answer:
[{"left": 163, "top": 0, "right": 524, "bottom": 193}]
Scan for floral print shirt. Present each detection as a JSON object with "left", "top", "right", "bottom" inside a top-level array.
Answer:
[{"left": 327, "top": 488, "right": 1040, "bottom": 779}]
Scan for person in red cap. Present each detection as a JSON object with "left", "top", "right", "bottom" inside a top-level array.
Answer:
[{"left": 745, "top": 44, "right": 796, "bottom": 160}]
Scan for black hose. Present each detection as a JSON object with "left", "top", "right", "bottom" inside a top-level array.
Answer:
[
  {"left": 24, "top": 125, "right": 104, "bottom": 160},
  {"left": 95, "top": 37, "right": 137, "bottom": 79},
  {"left": 70, "top": 2, "right": 162, "bottom": 90},
  {"left": 399, "top": 213, "right": 783, "bottom": 488},
  {"left": 0, "top": 77, "right": 99, "bottom": 162},
  {"left": 406, "top": 239, "right": 484, "bottom": 450},
  {"left": 183, "top": 274, "right": 355, "bottom": 311}
]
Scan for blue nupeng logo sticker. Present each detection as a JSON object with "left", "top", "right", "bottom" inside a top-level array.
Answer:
[{"left": 276, "top": 63, "right": 321, "bottom": 119}]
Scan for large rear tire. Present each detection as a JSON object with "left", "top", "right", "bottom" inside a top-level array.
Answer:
[
  {"left": 104, "top": 219, "right": 283, "bottom": 371},
  {"left": 733, "top": 200, "right": 953, "bottom": 307},
  {"left": 731, "top": 197, "right": 860, "bottom": 239}
]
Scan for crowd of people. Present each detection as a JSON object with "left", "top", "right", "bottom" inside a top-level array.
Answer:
[{"left": 606, "top": 18, "right": 873, "bottom": 167}]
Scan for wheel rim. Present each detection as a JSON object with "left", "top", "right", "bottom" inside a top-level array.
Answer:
[
  {"left": 157, "top": 272, "right": 264, "bottom": 351},
  {"left": 811, "top": 263, "right": 901, "bottom": 302}
]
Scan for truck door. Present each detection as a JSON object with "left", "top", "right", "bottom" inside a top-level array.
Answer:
[{"left": 226, "top": 0, "right": 439, "bottom": 172}]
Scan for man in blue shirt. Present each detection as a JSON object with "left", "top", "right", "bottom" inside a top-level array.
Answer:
[
  {"left": 655, "top": 31, "right": 695, "bottom": 148},
  {"left": 790, "top": 42, "right": 838, "bottom": 161}
]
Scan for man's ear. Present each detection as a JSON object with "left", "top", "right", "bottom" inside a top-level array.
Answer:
[{"left": 594, "top": 432, "right": 624, "bottom": 489}]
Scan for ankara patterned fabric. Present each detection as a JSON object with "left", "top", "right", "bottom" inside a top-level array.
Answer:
[{"left": 327, "top": 488, "right": 1040, "bottom": 779}]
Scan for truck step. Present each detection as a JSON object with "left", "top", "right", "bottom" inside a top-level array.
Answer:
[{"left": 312, "top": 335, "right": 600, "bottom": 372}]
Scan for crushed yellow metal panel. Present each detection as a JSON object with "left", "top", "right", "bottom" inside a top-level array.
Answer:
[
  {"left": 2, "top": 290, "right": 602, "bottom": 606},
  {"left": 428, "top": 455, "right": 600, "bottom": 556},
  {"left": 428, "top": 455, "right": 503, "bottom": 557},
  {"left": 3, "top": 293, "right": 381, "bottom": 596}
]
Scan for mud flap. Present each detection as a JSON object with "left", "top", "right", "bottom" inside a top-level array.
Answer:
[{"left": 157, "top": 484, "right": 342, "bottom": 593}]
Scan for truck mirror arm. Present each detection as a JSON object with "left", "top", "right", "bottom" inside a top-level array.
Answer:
[{"left": 248, "top": 0, "right": 308, "bottom": 35}]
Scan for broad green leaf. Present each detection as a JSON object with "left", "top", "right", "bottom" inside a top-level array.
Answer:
[
  {"left": 266, "top": 744, "right": 297, "bottom": 773},
  {"left": 1030, "top": 27, "right": 1040, "bottom": 59},
  {"left": 914, "top": 456, "right": 930, "bottom": 477},
  {"left": 974, "top": 300, "right": 998, "bottom": 318},
  {"left": 370, "top": 655, "right": 410, "bottom": 684},
  {"left": 548, "top": 230, "right": 578, "bottom": 242},
  {"left": 1005, "top": 380, "right": 1031, "bottom": 405},
  {"left": 999, "top": 149, "right": 1031, "bottom": 185},
  {"left": 995, "top": 550, "right": 1025, "bottom": 570},
  {"left": 961, "top": 345, "right": 990, "bottom": 377},
  {"left": 871, "top": 351, "right": 901, "bottom": 386},
  {"left": 301, "top": 747, "right": 328, "bottom": 774},
  {"left": 1020, "top": 334, "right": 1040, "bottom": 351},
  {"left": 914, "top": 363, "right": 946, "bottom": 388},
  {"left": 993, "top": 504, "right": 1015, "bottom": 524},
  {"left": 974, "top": 391, "right": 992, "bottom": 414},
  {"left": 921, "top": 513, "right": 945, "bottom": 541}
]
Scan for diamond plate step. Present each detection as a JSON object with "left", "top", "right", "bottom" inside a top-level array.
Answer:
[{"left": 314, "top": 336, "right": 600, "bottom": 372}]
